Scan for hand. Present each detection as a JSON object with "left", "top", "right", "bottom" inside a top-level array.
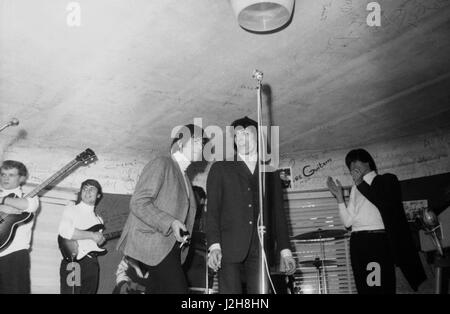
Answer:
[
  {"left": 171, "top": 220, "right": 188, "bottom": 242},
  {"left": 91, "top": 231, "right": 106, "bottom": 245},
  {"left": 351, "top": 168, "right": 363, "bottom": 185},
  {"left": 0, "top": 205, "right": 22, "bottom": 215},
  {"left": 326, "top": 177, "right": 344, "bottom": 202},
  {"left": 280, "top": 255, "right": 296, "bottom": 276},
  {"left": 208, "top": 249, "right": 222, "bottom": 272}
]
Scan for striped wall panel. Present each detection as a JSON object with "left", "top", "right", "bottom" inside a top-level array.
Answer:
[{"left": 284, "top": 188, "right": 356, "bottom": 294}]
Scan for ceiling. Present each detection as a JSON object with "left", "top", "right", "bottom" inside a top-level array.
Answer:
[{"left": 1, "top": 0, "right": 450, "bottom": 161}]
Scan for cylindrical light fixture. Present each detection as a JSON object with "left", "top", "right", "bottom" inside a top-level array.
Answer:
[{"left": 229, "top": 0, "right": 295, "bottom": 32}]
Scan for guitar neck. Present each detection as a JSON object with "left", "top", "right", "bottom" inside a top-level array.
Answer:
[{"left": 25, "top": 159, "right": 80, "bottom": 198}]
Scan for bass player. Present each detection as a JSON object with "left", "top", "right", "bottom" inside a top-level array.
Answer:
[{"left": 58, "top": 179, "right": 105, "bottom": 294}]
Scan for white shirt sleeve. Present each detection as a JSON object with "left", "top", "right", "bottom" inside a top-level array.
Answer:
[
  {"left": 58, "top": 206, "right": 75, "bottom": 239},
  {"left": 338, "top": 186, "right": 356, "bottom": 228},
  {"left": 24, "top": 196, "right": 39, "bottom": 213}
]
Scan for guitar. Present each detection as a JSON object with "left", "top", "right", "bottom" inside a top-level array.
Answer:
[
  {"left": 0, "top": 148, "right": 97, "bottom": 252},
  {"left": 58, "top": 224, "right": 121, "bottom": 261}
]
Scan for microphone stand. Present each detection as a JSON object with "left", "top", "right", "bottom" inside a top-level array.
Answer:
[
  {"left": 0, "top": 123, "right": 13, "bottom": 133},
  {"left": 253, "top": 70, "right": 269, "bottom": 294},
  {"left": 0, "top": 119, "right": 19, "bottom": 133}
]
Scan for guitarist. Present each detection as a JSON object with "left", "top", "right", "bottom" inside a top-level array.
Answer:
[
  {"left": 0, "top": 160, "right": 40, "bottom": 294},
  {"left": 58, "top": 179, "right": 105, "bottom": 294}
]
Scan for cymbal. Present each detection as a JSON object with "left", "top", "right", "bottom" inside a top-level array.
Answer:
[
  {"left": 299, "top": 259, "right": 337, "bottom": 268},
  {"left": 292, "top": 229, "right": 348, "bottom": 242}
]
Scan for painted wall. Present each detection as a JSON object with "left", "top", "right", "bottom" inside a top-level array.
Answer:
[
  {"left": 279, "top": 129, "right": 450, "bottom": 191},
  {"left": 1, "top": 144, "right": 150, "bottom": 194},
  {"left": 2, "top": 128, "right": 450, "bottom": 197}
]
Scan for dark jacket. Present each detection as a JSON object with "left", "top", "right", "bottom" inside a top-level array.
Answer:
[
  {"left": 357, "top": 173, "right": 426, "bottom": 291},
  {"left": 206, "top": 159, "right": 291, "bottom": 265}
]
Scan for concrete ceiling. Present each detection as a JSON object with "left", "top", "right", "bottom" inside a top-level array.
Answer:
[{"left": 1, "top": 0, "right": 450, "bottom": 160}]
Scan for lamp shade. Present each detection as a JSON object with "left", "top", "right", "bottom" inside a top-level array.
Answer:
[{"left": 229, "top": 0, "right": 294, "bottom": 32}]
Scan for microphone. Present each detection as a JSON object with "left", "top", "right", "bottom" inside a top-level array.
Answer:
[
  {"left": 420, "top": 208, "right": 444, "bottom": 256},
  {"left": 252, "top": 69, "right": 263, "bottom": 82},
  {"left": 0, "top": 118, "right": 20, "bottom": 133},
  {"left": 9, "top": 118, "right": 19, "bottom": 126}
]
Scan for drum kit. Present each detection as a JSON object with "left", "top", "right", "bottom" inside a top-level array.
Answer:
[{"left": 287, "top": 228, "right": 349, "bottom": 294}]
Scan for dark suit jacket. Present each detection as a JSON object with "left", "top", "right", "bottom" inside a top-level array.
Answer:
[
  {"left": 206, "top": 160, "right": 291, "bottom": 265},
  {"left": 116, "top": 156, "right": 196, "bottom": 266},
  {"left": 357, "top": 173, "right": 426, "bottom": 291}
]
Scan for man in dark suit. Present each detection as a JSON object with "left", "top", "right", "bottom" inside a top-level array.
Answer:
[
  {"left": 116, "top": 124, "right": 206, "bottom": 293},
  {"left": 206, "top": 117, "right": 296, "bottom": 294},
  {"left": 327, "top": 148, "right": 426, "bottom": 293}
]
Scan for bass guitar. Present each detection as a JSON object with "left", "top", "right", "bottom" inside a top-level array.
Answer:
[{"left": 58, "top": 223, "right": 121, "bottom": 261}]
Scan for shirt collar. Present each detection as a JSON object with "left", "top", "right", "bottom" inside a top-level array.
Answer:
[
  {"left": 238, "top": 151, "right": 258, "bottom": 163},
  {"left": 172, "top": 151, "right": 191, "bottom": 173},
  {"left": 363, "top": 171, "right": 377, "bottom": 185},
  {"left": 78, "top": 201, "right": 95, "bottom": 212},
  {"left": 238, "top": 152, "right": 258, "bottom": 173},
  {"left": 0, "top": 186, "right": 22, "bottom": 196}
]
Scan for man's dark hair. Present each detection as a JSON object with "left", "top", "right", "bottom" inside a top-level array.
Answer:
[
  {"left": 171, "top": 124, "right": 208, "bottom": 148},
  {"left": 345, "top": 149, "right": 377, "bottom": 172},
  {"left": 76, "top": 179, "right": 103, "bottom": 205},
  {"left": 231, "top": 116, "right": 258, "bottom": 131},
  {"left": 0, "top": 160, "right": 28, "bottom": 178}
]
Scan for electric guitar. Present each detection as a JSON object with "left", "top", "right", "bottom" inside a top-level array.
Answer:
[
  {"left": 58, "top": 223, "right": 122, "bottom": 261},
  {"left": 0, "top": 148, "right": 97, "bottom": 252}
]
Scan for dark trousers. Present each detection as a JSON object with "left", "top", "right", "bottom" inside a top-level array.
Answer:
[
  {"left": 183, "top": 249, "right": 214, "bottom": 289},
  {"left": 219, "top": 230, "right": 261, "bottom": 294},
  {"left": 0, "top": 249, "right": 31, "bottom": 294},
  {"left": 350, "top": 231, "right": 396, "bottom": 294},
  {"left": 141, "top": 243, "right": 188, "bottom": 294},
  {"left": 60, "top": 257, "right": 99, "bottom": 294}
]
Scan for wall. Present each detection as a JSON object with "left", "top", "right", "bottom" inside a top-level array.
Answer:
[
  {"left": 1, "top": 145, "right": 150, "bottom": 195},
  {"left": 3, "top": 129, "right": 449, "bottom": 196},
  {"left": 279, "top": 129, "right": 450, "bottom": 191}
]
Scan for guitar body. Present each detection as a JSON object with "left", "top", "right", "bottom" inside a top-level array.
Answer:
[
  {"left": 0, "top": 212, "right": 34, "bottom": 251},
  {"left": 58, "top": 224, "right": 107, "bottom": 261}
]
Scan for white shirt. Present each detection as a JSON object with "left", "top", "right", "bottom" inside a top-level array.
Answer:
[
  {"left": 172, "top": 151, "right": 191, "bottom": 197},
  {"left": 0, "top": 187, "right": 40, "bottom": 257},
  {"left": 338, "top": 171, "right": 385, "bottom": 232},
  {"left": 58, "top": 202, "right": 103, "bottom": 240},
  {"left": 238, "top": 152, "right": 257, "bottom": 174},
  {"left": 172, "top": 151, "right": 190, "bottom": 173}
]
